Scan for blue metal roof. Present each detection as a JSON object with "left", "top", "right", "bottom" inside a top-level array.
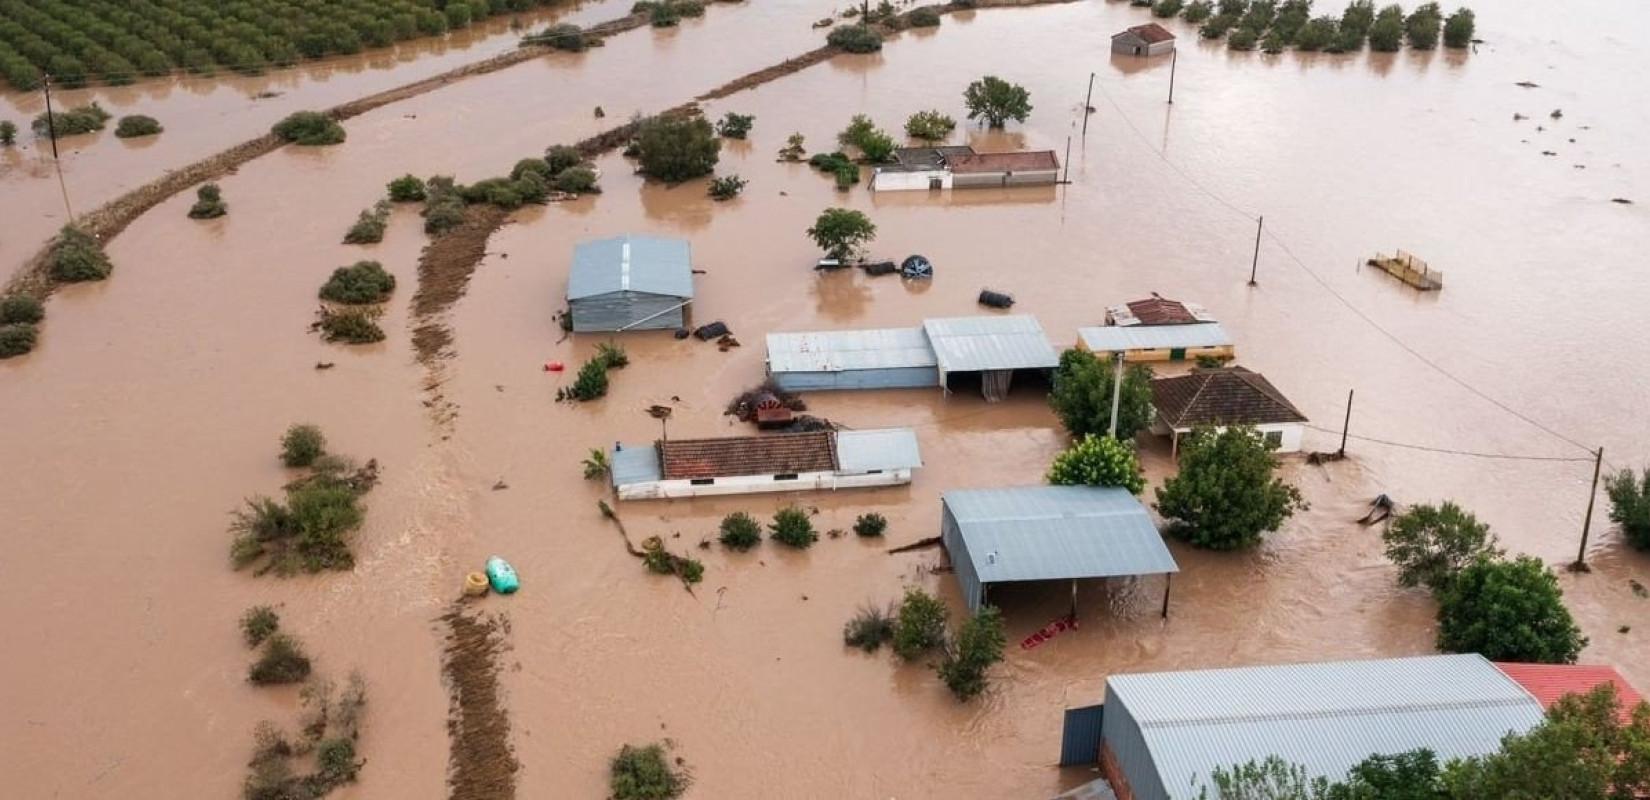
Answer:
[
  {"left": 922, "top": 315, "right": 1059, "bottom": 374},
  {"left": 766, "top": 327, "right": 937, "bottom": 373},
  {"left": 568, "top": 235, "right": 693, "bottom": 300},
  {"left": 836, "top": 428, "right": 923, "bottom": 472},
  {"left": 942, "top": 486, "right": 1178, "bottom": 583},
  {"left": 1077, "top": 322, "right": 1233, "bottom": 353},
  {"left": 1106, "top": 653, "right": 1545, "bottom": 797},
  {"left": 609, "top": 443, "right": 662, "bottom": 487}
]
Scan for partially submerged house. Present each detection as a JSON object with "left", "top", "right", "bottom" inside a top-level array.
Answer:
[
  {"left": 765, "top": 315, "right": 1060, "bottom": 402},
  {"left": 609, "top": 427, "right": 922, "bottom": 500},
  {"left": 1077, "top": 322, "right": 1234, "bottom": 363},
  {"left": 940, "top": 486, "right": 1179, "bottom": 614},
  {"left": 1111, "top": 22, "right": 1176, "bottom": 57},
  {"left": 869, "top": 146, "right": 1061, "bottom": 192},
  {"left": 1149, "top": 366, "right": 1308, "bottom": 453},
  {"left": 1105, "top": 296, "right": 1214, "bottom": 327},
  {"left": 566, "top": 234, "right": 693, "bottom": 332},
  {"left": 1058, "top": 654, "right": 1547, "bottom": 798}
]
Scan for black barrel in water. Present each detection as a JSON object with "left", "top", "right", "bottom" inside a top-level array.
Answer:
[{"left": 978, "top": 289, "right": 1015, "bottom": 309}]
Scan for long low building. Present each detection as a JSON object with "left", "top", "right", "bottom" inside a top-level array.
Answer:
[
  {"left": 1077, "top": 322, "right": 1234, "bottom": 363},
  {"left": 609, "top": 428, "right": 922, "bottom": 500},
  {"left": 870, "top": 146, "right": 1061, "bottom": 192}
]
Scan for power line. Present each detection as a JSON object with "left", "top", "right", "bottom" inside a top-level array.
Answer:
[{"left": 1301, "top": 423, "right": 1592, "bottom": 463}]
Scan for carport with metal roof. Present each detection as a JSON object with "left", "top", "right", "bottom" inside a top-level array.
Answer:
[
  {"left": 939, "top": 486, "right": 1179, "bottom": 615},
  {"left": 922, "top": 315, "right": 1060, "bottom": 402}
]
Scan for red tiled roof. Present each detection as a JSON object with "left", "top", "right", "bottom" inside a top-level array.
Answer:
[
  {"left": 1126, "top": 297, "right": 1199, "bottom": 325},
  {"left": 1494, "top": 662, "right": 1646, "bottom": 723},
  {"left": 1124, "top": 22, "right": 1176, "bottom": 44},
  {"left": 659, "top": 431, "right": 836, "bottom": 480},
  {"left": 1151, "top": 367, "right": 1308, "bottom": 428},
  {"left": 947, "top": 150, "right": 1061, "bottom": 174}
]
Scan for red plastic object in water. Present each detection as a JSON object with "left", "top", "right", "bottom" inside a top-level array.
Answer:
[{"left": 545, "top": 361, "right": 565, "bottom": 372}]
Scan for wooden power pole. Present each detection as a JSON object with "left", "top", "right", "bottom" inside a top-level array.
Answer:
[{"left": 1572, "top": 446, "right": 1604, "bottom": 571}]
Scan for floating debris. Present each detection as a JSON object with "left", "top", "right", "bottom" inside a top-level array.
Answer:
[
  {"left": 693, "top": 321, "right": 730, "bottom": 341},
  {"left": 1367, "top": 250, "right": 1443, "bottom": 290},
  {"left": 1513, "top": 113, "right": 1527, "bottom": 121},
  {"left": 1612, "top": 198, "right": 1634, "bottom": 205},
  {"left": 314, "top": 361, "right": 335, "bottom": 370},
  {"left": 978, "top": 289, "right": 1015, "bottom": 309},
  {"left": 1550, "top": 108, "right": 1564, "bottom": 119},
  {"left": 1514, "top": 81, "right": 1539, "bottom": 88}
]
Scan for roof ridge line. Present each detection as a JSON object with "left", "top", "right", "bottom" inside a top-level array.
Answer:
[{"left": 1138, "top": 695, "right": 1539, "bottom": 730}]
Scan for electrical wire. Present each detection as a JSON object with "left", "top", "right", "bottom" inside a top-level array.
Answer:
[{"left": 1301, "top": 423, "right": 1593, "bottom": 463}]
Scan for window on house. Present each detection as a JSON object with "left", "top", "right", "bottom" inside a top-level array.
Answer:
[
  {"left": 1264, "top": 430, "right": 1284, "bottom": 449},
  {"left": 690, "top": 478, "right": 715, "bottom": 486},
  {"left": 774, "top": 473, "right": 798, "bottom": 481}
]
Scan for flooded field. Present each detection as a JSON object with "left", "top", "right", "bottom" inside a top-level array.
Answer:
[{"left": 2, "top": 0, "right": 1648, "bottom": 797}]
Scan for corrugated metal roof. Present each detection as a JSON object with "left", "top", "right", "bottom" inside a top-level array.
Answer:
[
  {"left": 1107, "top": 654, "right": 1545, "bottom": 796},
  {"left": 1493, "top": 662, "right": 1645, "bottom": 723},
  {"left": 836, "top": 428, "right": 923, "bottom": 472},
  {"left": 1078, "top": 323, "right": 1233, "bottom": 353},
  {"left": 610, "top": 443, "right": 662, "bottom": 486},
  {"left": 766, "top": 327, "right": 937, "bottom": 373},
  {"left": 568, "top": 234, "right": 693, "bottom": 300},
  {"left": 923, "top": 315, "right": 1060, "bottom": 374},
  {"left": 942, "top": 486, "right": 1178, "bottom": 583}
]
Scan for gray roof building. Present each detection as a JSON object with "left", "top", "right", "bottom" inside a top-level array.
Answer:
[
  {"left": 923, "top": 315, "right": 1060, "bottom": 401},
  {"left": 766, "top": 316, "right": 1058, "bottom": 401},
  {"left": 567, "top": 234, "right": 694, "bottom": 332}
]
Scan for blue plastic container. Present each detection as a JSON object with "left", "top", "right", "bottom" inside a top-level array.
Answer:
[{"left": 484, "top": 556, "right": 519, "bottom": 594}]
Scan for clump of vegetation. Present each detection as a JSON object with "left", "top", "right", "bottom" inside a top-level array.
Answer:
[
  {"left": 1381, "top": 501, "right": 1503, "bottom": 591},
  {"left": 48, "top": 225, "right": 114, "bottom": 282},
  {"left": 610, "top": 742, "right": 690, "bottom": 800},
  {"left": 1155, "top": 425, "right": 1307, "bottom": 550},
  {"left": 280, "top": 423, "right": 327, "bottom": 469},
  {"left": 892, "top": 586, "right": 949, "bottom": 661},
  {"left": 524, "top": 22, "right": 589, "bottom": 51},
  {"left": 421, "top": 176, "right": 467, "bottom": 235},
  {"left": 1, "top": 294, "right": 44, "bottom": 325},
  {"left": 249, "top": 633, "right": 313, "bottom": 685},
  {"left": 387, "top": 174, "right": 427, "bottom": 202},
  {"left": 1607, "top": 467, "right": 1650, "bottom": 551},
  {"left": 1436, "top": 555, "right": 1587, "bottom": 663},
  {"left": 545, "top": 145, "right": 583, "bottom": 175},
  {"left": 807, "top": 207, "right": 876, "bottom": 261},
  {"left": 642, "top": 536, "right": 705, "bottom": 585},
  {"left": 632, "top": 115, "right": 721, "bottom": 182},
  {"left": 1443, "top": 7, "right": 1475, "bottom": 47},
  {"left": 904, "top": 109, "right": 956, "bottom": 141},
  {"left": 843, "top": 603, "right": 895, "bottom": 652},
  {"left": 557, "top": 344, "right": 627, "bottom": 402},
  {"left": 778, "top": 132, "right": 806, "bottom": 161},
  {"left": 1047, "top": 434, "right": 1146, "bottom": 493},
  {"left": 0, "top": 323, "right": 39, "bottom": 359},
  {"left": 707, "top": 174, "right": 747, "bottom": 201},
  {"left": 827, "top": 24, "right": 884, "bottom": 53},
  {"left": 909, "top": 6, "right": 942, "bottom": 27},
  {"left": 319, "top": 261, "right": 396, "bottom": 304},
  {"left": 649, "top": 1, "right": 682, "bottom": 26},
  {"left": 596, "top": 341, "right": 629, "bottom": 369},
  {"left": 460, "top": 177, "right": 525, "bottom": 209},
  {"left": 316, "top": 306, "right": 386, "bottom": 344},
  {"left": 272, "top": 111, "right": 346, "bottom": 145},
  {"left": 553, "top": 165, "right": 600, "bottom": 194},
  {"left": 715, "top": 112, "right": 755, "bottom": 139},
  {"left": 32, "top": 102, "right": 111, "bottom": 138},
  {"left": 1368, "top": 3, "right": 1406, "bottom": 51},
  {"left": 241, "top": 605, "right": 281, "bottom": 647},
  {"left": 769, "top": 506, "right": 818, "bottom": 549},
  {"left": 837, "top": 114, "right": 895, "bottom": 162},
  {"left": 1404, "top": 2, "right": 1443, "bottom": 49},
  {"left": 718, "top": 511, "right": 762, "bottom": 551},
  {"left": 245, "top": 671, "right": 368, "bottom": 800},
  {"left": 853, "top": 512, "right": 887, "bottom": 537},
  {"left": 1444, "top": 684, "right": 1650, "bottom": 797},
  {"left": 583, "top": 447, "right": 610, "bottom": 480},
  {"left": 936, "top": 605, "right": 1006, "bottom": 701},
  {"left": 1049, "top": 349, "right": 1154, "bottom": 440},
  {"left": 0, "top": 120, "right": 16, "bottom": 145},
  {"left": 964, "top": 75, "right": 1032, "bottom": 128},
  {"left": 114, "top": 114, "right": 162, "bottom": 138},
  {"left": 231, "top": 454, "right": 377, "bottom": 576},
  {"left": 342, "top": 200, "right": 393, "bottom": 245},
  {"left": 187, "top": 183, "right": 227, "bottom": 219}
]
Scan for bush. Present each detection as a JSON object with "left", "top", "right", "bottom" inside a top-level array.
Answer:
[
  {"left": 316, "top": 737, "right": 361, "bottom": 784},
  {"left": 1367, "top": 4, "right": 1405, "bottom": 51},
  {"left": 1049, "top": 349, "right": 1154, "bottom": 440},
  {"left": 1443, "top": 8, "right": 1475, "bottom": 48},
  {"left": 893, "top": 587, "right": 948, "bottom": 661},
  {"left": 1404, "top": 2, "right": 1442, "bottom": 50},
  {"left": 936, "top": 605, "right": 1005, "bottom": 701},
  {"left": 1381, "top": 501, "right": 1503, "bottom": 591},
  {"left": 909, "top": 7, "right": 941, "bottom": 27},
  {"left": 1047, "top": 434, "right": 1146, "bottom": 493},
  {"left": 187, "top": 183, "right": 227, "bottom": 219},
  {"left": 1228, "top": 26, "right": 1259, "bottom": 50},
  {"left": 609, "top": 743, "right": 689, "bottom": 800},
  {"left": 904, "top": 110, "right": 956, "bottom": 141},
  {"left": 715, "top": 111, "right": 755, "bottom": 139},
  {"left": 317, "top": 306, "right": 386, "bottom": 344},
  {"left": 240, "top": 605, "right": 280, "bottom": 647},
  {"left": 718, "top": 511, "right": 762, "bottom": 550},
  {"left": 387, "top": 174, "right": 427, "bottom": 202},
  {"left": 461, "top": 177, "right": 524, "bottom": 210},
  {"left": 633, "top": 115, "right": 720, "bottom": 182},
  {"left": 230, "top": 477, "right": 367, "bottom": 575},
  {"left": 114, "top": 114, "right": 162, "bottom": 138},
  {"left": 320, "top": 261, "right": 396, "bottom": 304},
  {"left": 827, "top": 24, "right": 883, "bottom": 53},
  {"left": 248, "top": 633, "right": 312, "bottom": 685},
  {"left": 422, "top": 176, "right": 467, "bottom": 235},
  {"left": 650, "top": 2, "right": 680, "bottom": 26},
  {"left": 526, "top": 22, "right": 587, "bottom": 51},
  {"left": 545, "top": 145, "right": 583, "bottom": 175},
  {"left": 833, "top": 162, "right": 859, "bottom": 191},
  {"left": 552, "top": 166, "right": 600, "bottom": 194},
  {"left": 0, "top": 294, "right": 43, "bottom": 325},
  {"left": 560, "top": 357, "right": 611, "bottom": 401},
  {"left": 49, "top": 225, "right": 113, "bottom": 282},
  {"left": 0, "top": 323, "right": 38, "bottom": 358},
  {"left": 676, "top": 0, "right": 706, "bottom": 17},
  {"left": 1436, "top": 555, "right": 1587, "bottom": 663},
  {"left": 843, "top": 603, "right": 895, "bottom": 652},
  {"left": 32, "top": 102, "right": 111, "bottom": 138},
  {"left": 807, "top": 207, "right": 875, "bottom": 261},
  {"left": 1153, "top": 0, "right": 1185, "bottom": 18},
  {"left": 511, "top": 158, "right": 553, "bottom": 182},
  {"left": 1606, "top": 467, "right": 1650, "bottom": 551},
  {"left": 583, "top": 447, "right": 610, "bottom": 480},
  {"left": 769, "top": 506, "right": 818, "bottom": 548},
  {"left": 1156, "top": 426, "right": 1307, "bottom": 550},
  {"left": 343, "top": 200, "right": 393, "bottom": 244},
  {"left": 272, "top": 111, "right": 345, "bottom": 145},
  {"left": 280, "top": 424, "right": 327, "bottom": 468},
  {"left": 853, "top": 512, "right": 888, "bottom": 537},
  {"left": 0, "top": 120, "right": 15, "bottom": 145},
  {"left": 1295, "top": 15, "right": 1338, "bottom": 50},
  {"left": 1182, "top": 0, "right": 1214, "bottom": 23},
  {"left": 707, "top": 175, "right": 746, "bottom": 201},
  {"left": 515, "top": 170, "right": 551, "bottom": 204},
  {"left": 595, "top": 342, "right": 629, "bottom": 369},
  {"left": 856, "top": 130, "right": 895, "bottom": 163}
]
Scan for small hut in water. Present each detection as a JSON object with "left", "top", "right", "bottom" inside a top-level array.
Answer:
[{"left": 566, "top": 234, "right": 694, "bottom": 332}]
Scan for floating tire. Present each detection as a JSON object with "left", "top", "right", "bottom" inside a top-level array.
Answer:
[{"left": 463, "top": 571, "right": 490, "bottom": 597}]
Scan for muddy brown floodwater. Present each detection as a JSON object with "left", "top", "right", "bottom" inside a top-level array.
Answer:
[{"left": 3, "top": 0, "right": 1650, "bottom": 797}]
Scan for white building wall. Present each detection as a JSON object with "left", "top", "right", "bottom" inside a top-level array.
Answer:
[
  {"left": 870, "top": 168, "right": 951, "bottom": 192},
  {"left": 1152, "top": 421, "right": 1305, "bottom": 454},
  {"left": 616, "top": 468, "right": 913, "bottom": 500}
]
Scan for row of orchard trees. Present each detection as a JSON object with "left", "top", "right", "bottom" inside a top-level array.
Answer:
[
  {"left": 1144, "top": 0, "right": 1476, "bottom": 54},
  {"left": 0, "top": 0, "right": 568, "bottom": 90}
]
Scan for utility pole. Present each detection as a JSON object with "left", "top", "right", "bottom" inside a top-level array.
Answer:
[
  {"left": 1572, "top": 446, "right": 1604, "bottom": 571},
  {"left": 42, "top": 73, "right": 76, "bottom": 222},
  {"left": 1081, "top": 72, "right": 1095, "bottom": 137},
  {"left": 1107, "top": 351, "right": 1124, "bottom": 439},
  {"left": 1337, "top": 389, "right": 1354, "bottom": 457},
  {"left": 1062, "top": 135, "right": 1071, "bottom": 184},
  {"left": 1247, "top": 215, "right": 1263, "bottom": 286},
  {"left": 1168, "top": 49, "right": 1178, "bottom": 104}
]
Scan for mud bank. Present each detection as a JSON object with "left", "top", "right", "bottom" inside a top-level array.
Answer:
[{"left": 441, "top": 607, "right": 520, "bottom": 800}]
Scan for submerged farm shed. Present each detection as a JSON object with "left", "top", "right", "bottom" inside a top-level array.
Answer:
[
  {"left": 940, "top": 486, "right": 1178, "bottom": 614},
  {"left": 566, "top": 234, "right": 693, "bottom": 332},
  {"left": 609, "top": 427, "right": 921, "bottom": 500},
  {"left": 765, "top": 327, "right": 939, "bottom": 391},
  {"left": 1111, "top": 22, "right": 1176, "bottom": 57},
  {"left": 1061, "top": 654, "right": 1545, "bottom": 798},
  {"left": 923, "top": 315, "right": 1060, "bottom": 401}
]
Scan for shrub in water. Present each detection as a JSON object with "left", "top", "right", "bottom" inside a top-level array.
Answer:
[
  {"left": 908, "top": 7, "right": 941, "bottom": 27},
  {"left": 545, "top": 145, "right": 583, "bottom": 175},
  {"left": 461, "top": 177, "right": 525, "bottom": 210},
  {"left": 892, "top": 586, "right": 948, "bottom": 661},
  {"left": 422, "top": 177, "right": 468, "bottom": 235},
  {"left": 708, "top": 175, "right": 746, "bottom": 201},
  {"left": 187, "top": 183, "right": 226, "bottom": 219},
  {"left": 387, "top": 174, "right": 427, "bottom": 202},
  {"left": 936, "top": 605, "right": 1006, "bottom": 701},
  {"left": 0, "top": 323, "right": 37, "bottom": 358},
  {"left": 827, "top": 24, "right": 883, "bottom": 53},
  {"left": 561, "top": 357, "right": 610, "bottom": 401},
  {"left": 853, "top": 512, "right": 887, "bottom": 537},
  {"left": 272, "top": 111, "right": 346, "bottom": 145},
  {"left": 633, "top": 115, "right": 720, "bottom": 182},
  {"left": 718, "top": 511, "right": 762, "bottom": 550},
  {"left": 317, "top": 306, "right": 386, "bottom": 344},
  {"left": 511, "top": 158, "right": 554, "bottom": 181},
  {"left": 769, "top": 506, "right": 818, "bottom": 549},
  {"left": 650, "top": 2, "right": 681, "bottom": 26},
  {"left": 241, "top": 605, "right": 280, "bottom": 647},
  {"left": 595, "top": 342, "right": 629, "bottom": 369},
  {"left": 114, "top": 114, "right": 163, "bottom": 138},
  {"left": 0, "top": 294, "right": 43, "bottom": 325},
  {"left": 248, "top": 633, "right": 312, "bottom": 685},
  {"left": 843, "top": 603, "right": 895, "bottom": 652},
  {"left": 0, "top": 120, "right": 15, "bottom": 145},
  {"left": 526, "top": 22, "right": 588, "bottom": 51},
  {"left": 49, "top": 225, "right": 113, "bottom": 282},
  {"left": 904, "top": 109, "right": 956, "bottom": 141},
  {"left": 610, "top": 743, "right": 689, "bottom": 800},
  {"left": 342, "top": 200, "right": 392, "bottom": 244},
  {"left": 316, "top": 737, "right": 361, "bottom": 784},
  {"left": 583, "top": 447, "right": 611, "bottom": 480},
  {"left": 515, "top": 170, "right": 551, "bottom": 204},
  {"left": 553, "top": 166, "right": 600, "bottom": 194},
  {"left": 676, "top": 0, "right": 706, "bottom": 17},
  {"left": 319, "top": 261, "right": 396, "bottom": 304},
  {"left": 715, "top": 112, "right": 755, "bottom": 139},
  {"left": 32, "top": 102, "right": 111, "bottom": 138},
  {"left": 280, "top": 424, "right": 327, "bottom": 468}
]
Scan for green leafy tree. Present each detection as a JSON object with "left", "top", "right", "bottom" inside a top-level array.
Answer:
[
  {"left": 904, "top": 110, "right": 956, "bottom": 141},
  {"left": 1442, "top": 684, "right": 1650, "bottom": 800},
  {"left": 1182, "top": 1, "right": 1215, "bottom": 23},
  {"left": 838, "top": 114, "right": 878, "bottom": 149},
  {"left": 545, "top": 145, "right": 583, "bottom": 175},
  {"left": 1367, "top": 4, "right": 1406, "bottom": 51},
  {"left": 319, "top": 261, "right": 396, "bottom": 304},
  {"left": 0, "top": 120, "right": 16, "bottom": 145},
  {"left": 827, "top": 24, "right": 883, "bottom": 53},
  {"left": 892, "top": 586, "right": 948, "bottom": 661},
  {"left": 187, "top": 183, "right": 227, "bottom": 219},
  {"left": 1380, "top": 501, "right": 1503, "bottom": 591},
  {"left": 807, "top": 208, "right": 876, "bottom": 261},
  {"left": 114, "top": 114, "right": 162, "bottom": 138},
  {"left": 1605, "top": 467, "right": 1650, "bottom": 551},
  {"left": 632, "top": 115, "right": 720, "bottom": 182},
  {"left": 272, "top": 111, "right": 345, "bottom": 145},
  {"left": 856, "top": 129, "right": 895, "bottom": 163},
  {"left": 935, "top": 605, "right": 1006, "bottom": 701},
  {"left": 388, "top": 175, "right": 426, "bottom": 202},
  {"left": 1048, "top": 348, "right": 1154, "bottom": 441},
  {"left": 1295, "top": 16, "right": 1339, "bottom": 50},
  {"left": 1443, "top": 8, "right": 1475, "bottom": 48},
  {"left": 769, "top": 506, "right": 817, "bottom": 548},
  {"left": 1404, "top": 2, "right": 1442, "bottom": 49},
  {"left": 1153, "top": 0, "right": 1185, "bottom": 18},
  {"left": 853, "top": 512, "right": 887, "bottom": 537},
  {"left": 707, "top": 175, "right": 747, "bottom": 201},
  {"left": 963, "top": 75, "right": 1032, "bottom": 128},
  {"left": 1435, "top": 555, "right": 1587, "bottom": 663},
  {"left": 715, "top": 112, "right": 754, "bottom": 139},
  {"left": 1046, "top": 434, "right": 1146, "bottom": 494},
  {"left": 1156, "top": 425, "right": 1307, "bottom": 550},
  {"left": 0, "top": 323, "right": 38, "bottom": 358},
  {"left": 1209, "top": 756, "right": 1335, "bottom": 799}
]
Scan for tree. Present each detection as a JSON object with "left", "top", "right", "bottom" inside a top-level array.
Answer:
[
  {"left": 1208, "top": 756, "right": 1335, "bottom": 800},
  {"left": 1046, "top": 434, "right": 1146, "bottom": 494},
  {"left": 837, "top": 114, "right": 878, "bottom": 150},
  {"left": 935, "top": 606, "right": 1006, "bottom": 701},
  {"left": 904, "top": 110, "right": 956, "bottom": 141},
  {"left": 1435, "top": 555, "right": 1587, "bottom": 664},
  {"left": 0, "top": 120, "right": 16, "bottom": 145},
  {"left": 609, "top": 743, "right": 689, "bottom": 800},
  {"left": 1380, "top": 501, "right": 1503, "bottom": 591},
  {"left": 1605, "top": 467, "right": 1650, "bottom": 551},
  {"left": 707, "top": 175, "right": 746, "bottom": 201},
  {"left": 856, "top": 129, "right": 895, "bottom": 163},
  {"left": 545, "top": 145, "right": 583, "bottom": 175},
  {"left": 1295, "top": 16, "right": 1339, "bottom": 50},
  {"left": 892, "top": 586, "right": 948, "bottom": 661},
  {"left": 1156, "top": 426, "right": 1307, "bottom": 550},
  {"left": 1443, "top": 8, "right": 1475, "bottom": 48},
  {"left": 632, "top": 115, "right": 720, "bottom": 182},
  {"left": 807, "top": 208, "right": 876, "bottom": 261},
  {"left": 1404, "top": 2, "right": 1442, "bottom": 50},
  {"left": 1048, "top": 348, "right": 1154, "bottom": 441},
  {"left": 715, "top": 112, "right": 754, "bottom": 139},
  {"left": 909, "top": 7, "right": 941, "bottom": 26},
  {"left": 827, "top": 24, "right": 883, "bottom": 53},
  {"left": 1329, "top": 750, "right": 1445, "bottom": 800},
  {"left": 1, "top": 294, "right": 45, "bottom": 325},
  {"left": 319, "top": 261, "right": 396, "bottom": 304},
  {"left": 388, "top": 175, "right": 426, "bottom": 202},
  {"left": 963, "top": 75, "right": 1032, "bottom": 128},
  {"left": 188, "top": 183, "right": 227, "bottom": 219},
  {"left": 1367, "top": 4, "right": 1405, "bottom": 51},
  {"left": 49, "top": 225, "right": 113, "bottom": 282},
  {"left": 1442, "top": 684, "right": 1650, "bottom": 800},
  {"left": 272, "top": 111, "right": 345, "bottom": 145}
]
